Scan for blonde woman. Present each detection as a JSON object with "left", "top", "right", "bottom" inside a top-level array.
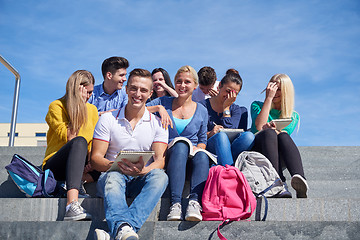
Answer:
[
  {"left": 147, "top": 65, "right": 210, "bottom": 221},
  {"left": 250, "top": 74, "right": 308, "bottom": 198},
  {"left": 43, "top": 70, "right": 99, "bottom": 220}
]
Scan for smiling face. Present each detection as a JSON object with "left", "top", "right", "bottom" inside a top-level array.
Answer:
[
  {"left": 218, "top": 81, "right": 241, "bottom": 101},
  {"left": 105, "top": 68, "right": 127, "bottom": 93},
  {"left": 174, "top": 71, "right": 197, "bottom": 98},
  {"left": 152, "top": 71, "right": 165, "bottom": 93},
  {"left": 126, "top": 76, "right": 153, "bottom": 109}
]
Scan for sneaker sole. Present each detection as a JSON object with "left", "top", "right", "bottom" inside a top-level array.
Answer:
[
  {"left": 291, "top": 175, "right": 308, "bottom": 198},
  {"left": 167, "top": 216, "right": 182, "bottom": 221},
  {"left": 185, "top": 214, "right": 202, "bottom": 221},
  {"left": 64, "top": 213, "right": 92, "bottom": 221}
]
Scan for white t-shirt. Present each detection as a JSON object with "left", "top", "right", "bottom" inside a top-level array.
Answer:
[
  {"left": 192, "top": 81, "right": 220, "bottom": 102},
  {"left": 93, "top": 107, "right": 168, "bottom": 163}
]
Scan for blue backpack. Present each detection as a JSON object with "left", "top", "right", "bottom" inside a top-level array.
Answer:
[{"left": 5, "top": 154, "right": 60, "bottom": 197}]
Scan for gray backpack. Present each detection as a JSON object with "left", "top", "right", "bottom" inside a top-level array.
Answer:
[{"left": 234, "top": 151, "right": 284, "bottom": 198}]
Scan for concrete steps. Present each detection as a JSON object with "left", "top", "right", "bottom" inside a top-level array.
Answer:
[
  {"left": 0, "top": 197, "right": 359, "bottom": 222},
  {"left": 0, "top": 146, "right": 359, "bottom": 239},
  {"left": 0, "top": 221, "right": 359, "bottom": 240}
]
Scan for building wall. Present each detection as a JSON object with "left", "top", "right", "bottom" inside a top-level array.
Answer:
[{"left": 0, "top": 123, "right": 48, "bottom": 146}]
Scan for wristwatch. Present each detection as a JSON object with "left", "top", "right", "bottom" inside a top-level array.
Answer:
[{"left": 223, "top": 109, "right": 231, "bottom": 115}]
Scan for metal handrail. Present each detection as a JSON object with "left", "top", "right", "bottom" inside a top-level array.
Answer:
[{"left": 0, "top": 55, "right": 21, "bottom": 147}]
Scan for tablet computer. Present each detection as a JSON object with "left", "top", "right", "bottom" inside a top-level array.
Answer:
[{"left": 271, "top": 118, "right": 292, "bottom": 131}]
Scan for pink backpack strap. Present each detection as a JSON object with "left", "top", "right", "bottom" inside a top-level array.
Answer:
[{"left": 217, "top": 219, "right": 230, "bottom": 240}]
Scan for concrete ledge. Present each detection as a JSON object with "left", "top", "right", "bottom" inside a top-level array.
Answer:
[
  {"left": 0, "top": 197, "right": 359, "bottom": 222},
  {"left": 0, "top": 221, "right": 359, "bottom": 240},
  {"left": 1, "top": 146, "right": 360, "bottom": 198},
  {"left": 153, "top": 221, "right": 360, "bottom": 240}
]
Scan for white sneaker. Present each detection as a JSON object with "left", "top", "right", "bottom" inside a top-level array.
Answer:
[
  {"left": 64, "top": 200, "right": 91, "bottom": 221},
  {"left": 94, "top": 229, "right": 110, "bottom": 240},
  {"left": 291, "top": 174, "right": 309, "bottom": 198},
  {"left": 167, "top": 202, "right": 182, "bottom": 221},
  {"left": 185, "top": 200, "right": 202, "bottom": 221},
  {"left": 115, "top": 224, "right": 138, "bottom": 240}
]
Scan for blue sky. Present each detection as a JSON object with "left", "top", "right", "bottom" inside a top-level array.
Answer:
[{"left": 0, "top": 0, "right": 359, "bottom": 146}]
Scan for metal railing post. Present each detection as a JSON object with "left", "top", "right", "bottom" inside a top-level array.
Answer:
[{"left": 0, "top": 55, "right": 21, "bottom": 147}]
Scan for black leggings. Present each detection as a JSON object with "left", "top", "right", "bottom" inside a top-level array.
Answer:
[
  {"left": 43, "top": 136, "right": 88, "bottom": 191},
  {"left": 252, "top": 129, "right": 305, "bottom": 182}
]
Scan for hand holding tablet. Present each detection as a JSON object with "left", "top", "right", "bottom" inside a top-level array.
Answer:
[{"left": 271, "top": 118, "right": 292, "bottom": 131}]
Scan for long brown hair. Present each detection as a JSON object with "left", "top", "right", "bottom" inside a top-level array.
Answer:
[{"left": 61, "top": 70, "right": 95, "bottom": 133}]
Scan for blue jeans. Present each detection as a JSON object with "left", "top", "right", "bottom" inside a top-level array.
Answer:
[
  {"left": 97, "top": 169, "right": 168, "bottom": 237},
  {"left": 207, "top": 131, "right": 255, "bottom": 166},
  {"left": 166, "top": 141, "right": 209, "bottom": 205}
]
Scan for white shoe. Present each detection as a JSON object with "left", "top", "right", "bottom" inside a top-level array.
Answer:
[
  {"left": 185, "top": 200, "right": 202, "bottom": 221},
  {"left": 291, "top": 174, "right": 309, "bottom": 198},
  {"left": 167, "top": 202, "right": 182, "bottom": 221},
  {"left": 115, "top": 224, "right": 138, "bottom": 240},
  {"left": 94, "top": 229, "right": 110, "bottom": 240}
]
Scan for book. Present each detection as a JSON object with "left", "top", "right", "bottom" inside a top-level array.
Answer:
[
  {"left": 271, "top": 118, "right": 292, "bottom": 131},
  {"left": 219, "top": 128, "right": 244, "bottom": 142},
  {"left": 168, "top": 137, "right": 217, "bottom": 164},
  {"left": 107, "top": 151, "right": 155, "bottom": 172}
]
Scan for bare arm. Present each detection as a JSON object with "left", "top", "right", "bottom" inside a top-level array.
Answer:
[
  {"left": 255, "top": 82, "right": 277, "bottom": 131},
  {"left": 139, "top": 142, "right": 167, "bottom": 175},
  {"left": 165, "top": 87, "right": 178, "bottom": 98},
  {"left": 156, "top": 81, "right": 178, "bottom": 97},
  {"left": 90, "top": 139, "right": 113, "bottom": 172},
  {"left": 146, "top": 105, "right": 173, "bottom": 129},
  {"left": 207, "top": 125, "right": 224, "bottom": 139}
]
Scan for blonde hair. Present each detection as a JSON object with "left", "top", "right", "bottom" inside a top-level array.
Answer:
[
  {"left": 270, "top": 73, "right": 295, "bottom": 118},
  {"left": 61, "top": 70, "right": 95, "bottom": 133},
  {"left": 174, "top": 65, "right": 198, "bottom": 85}
]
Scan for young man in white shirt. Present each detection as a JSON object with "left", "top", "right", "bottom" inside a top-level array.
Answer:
[{"left": 91, "top": 69, "right": 169, "bottom": 240}]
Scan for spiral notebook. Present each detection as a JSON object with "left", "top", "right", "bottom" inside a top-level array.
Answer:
[{"left": 107, "top": 151, "right": 155, "bottom": 172}]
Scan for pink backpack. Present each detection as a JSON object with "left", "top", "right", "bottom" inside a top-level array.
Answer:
[{"left": 202, "top": 165, "right": 257, "bottom": 240}]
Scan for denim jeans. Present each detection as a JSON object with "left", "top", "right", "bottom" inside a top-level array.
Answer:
[
  {"left": 166, "top": 141, "right": 209, "bottom": 205},
  {"left": 97, "top": 168, "right": 168, "bottom": 237},
  {"left": 207, "top": 131, "right": 255, "bottom": 166}
]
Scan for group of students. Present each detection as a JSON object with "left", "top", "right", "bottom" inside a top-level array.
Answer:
[{"left": 42, "top": 56, "right": 308, "bottom": 240}]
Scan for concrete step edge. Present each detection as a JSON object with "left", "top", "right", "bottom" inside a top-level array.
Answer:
[
  {"left": 0, "top": 221, "right": 359, "bottom": 240},
  {"left": 0, "top": 198, "right": 359, "bottom": 222}
]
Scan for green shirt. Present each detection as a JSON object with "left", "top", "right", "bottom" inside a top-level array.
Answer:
[{"left": 250, "top": 101, "right": 299, "bottom": 135}]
